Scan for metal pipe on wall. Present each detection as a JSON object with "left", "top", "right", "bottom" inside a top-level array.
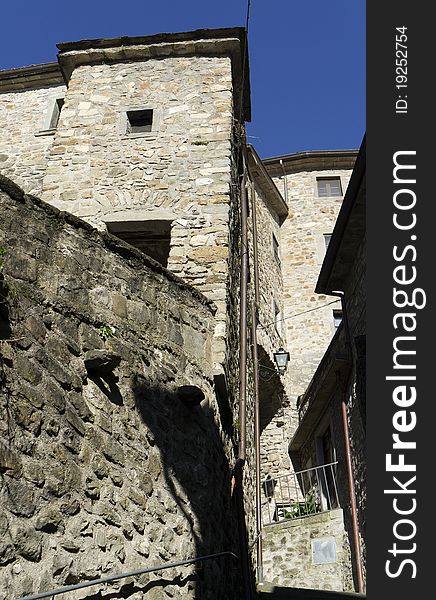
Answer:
[
  {"left": 238, "top": 167, "right": 249, "bottom": 465},
  {"left": 279, "top": 159, "right": 289, "bottom": 205},
  {"left": 251, "top": 298, "right": 263, "bottom": 582},
  {"left": 249, "top": 179, "right": 263, "bottom": 582},
  {"left": 235, "top": 163, "right": 252, "bottom": 600},
  {"left": 331, "top": 290, "right": 365, "bottom": 594}
]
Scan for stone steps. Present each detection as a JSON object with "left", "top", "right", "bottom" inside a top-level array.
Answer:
[{"left": 257, "top": 582, "right": 366, "bottom": 600}]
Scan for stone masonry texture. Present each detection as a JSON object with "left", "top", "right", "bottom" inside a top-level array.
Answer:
[
  {"left": 42, "top": 56, "right": 234, "bottom": 371},
  {"left": 0, "top": 32, "right": 365, "bottom": 596},
  {"left": 0, "top": 177, "right": 241, "bottom": 600},
  {"left": 291, "top": 176, "right": 366, "bottom": 589},
  {"left": 1, "top": 53, "right": 237, "bottom": 372},
  {"left": 0, "top": 84, "right": 66, "bottom": 195},
  {"left": 262, "top": 510, "right": 353, "bottom": 592},
  {"left": 275, "top": 169, "right": 353, "bottom": 438}
]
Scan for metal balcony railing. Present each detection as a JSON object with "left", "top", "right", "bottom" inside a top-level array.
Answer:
[{"left": 262, "top": 462, "right": 340, "bottom": 526}]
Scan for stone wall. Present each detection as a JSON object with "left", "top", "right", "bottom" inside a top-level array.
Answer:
[
  {"left": 246, "top": 181, "right": 290, "bottom": 492},
  {"left": 261, "top": 510, "right": 353, "bottom": 592},
  {"left": 0, "top": 176, "right": 240, "bottom": 600},
  {"left": 39, "top": 56, "right": 234, "bottom": 369},
  {"left": 0, "top": 52, "right": 238, "bottom": 371},
  {"left": 0, "top": 84, "right": 66, "bottom": 195},
  {"left": 293, "top": 234, "right": 366, "bottom": 589},
  {"left": 272, "top": 168, "right": 353, "bottom": 438}
]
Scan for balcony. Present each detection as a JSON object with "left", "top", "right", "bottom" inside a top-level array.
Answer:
[{"left": 262, "top": 462, "right": 340, "bottom": 526}]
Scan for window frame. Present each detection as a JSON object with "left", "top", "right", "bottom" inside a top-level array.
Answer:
[
  {"left": 316, "top": 177, "right": 343, "bottom": 198},
  {"left": 120, "top": 106, "right": 160, "bottom": 139},
  {"left": 35, "top": 92, "right": 65, "bottom": 137},
  {"left": 323, "top": 233, "right": 332, "bottom": 251},
  {"left": 333, "top": 309, "right": 343, "bottom": 329},
  {"left": 273, "top": 299, "right": 282, "bottom": 338},
  {"left": 272, "top": 232, "right": 280, "bottom": 265}
]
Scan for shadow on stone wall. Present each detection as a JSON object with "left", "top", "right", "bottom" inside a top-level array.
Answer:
[
  {"left": 129, "top": 374, "right": 240, "bottom": 600},
  {"left": 258, "top": 345, "right": 285, "bottom": 433},
  {"left": 89, "top": 374, "right": 123, "bottom": 407},
  {"left": 0, "top": 276, "right": 12, "bottom": 343}
]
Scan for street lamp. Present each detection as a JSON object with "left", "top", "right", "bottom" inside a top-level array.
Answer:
[{"left": 273, "top": 347, "right": 290, "bottom": 375}]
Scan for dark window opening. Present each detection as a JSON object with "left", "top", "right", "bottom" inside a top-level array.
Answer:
[
  {"left": 272, "top": 233, "right": 280, "bottom": 264},
  {"left": 317, "top": 177, "right": 342, "bottom": 198},
  {"left": 321, "top": 427, "right": 339, "bottom": 509},
  {"left": 274, "top": 300, "right": 281, "bottom": 337},
  {"left": 126, "top": 109, "right": 153, "bottom": 134},
  {"left": 107, "top": 220, "right": 171, "bottom": 267},
  {"left": 49, "top": 98, "right": 64, "bottom": 129},
  {"left": 333, "top": 309, "right": 343, "bottom": 329}
]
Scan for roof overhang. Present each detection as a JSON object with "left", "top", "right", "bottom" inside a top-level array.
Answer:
[
  {"left": 0, "top": 63, "right": 64, "bottom": 92},
  {"left": 316, "top": 136, "right": 366, "bottom": 295},
  {"left": 263, "top": 149, "right": 358, "bottom": 178},
  {"left": 56, "top": 28, "right": 251, "bottom": 122},
  {"left": 246, "top": 144, "right": 289, "bottom": 222}
]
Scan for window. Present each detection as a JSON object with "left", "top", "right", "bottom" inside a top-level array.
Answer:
[
  {"left": 272, "top": 233, "right": 280, "bottom": 264},
  {"left": 106, "top": 220, "right": 172, "bottom": 268},
  {"left": 49, "top": 97, "right": 64, "bottom": 129},
  {"left": 273, "top": 300, "right": 282, "bottom": 337},
  {"left": 333, "top": 309, "right": 343, "bottom": 329},
  {"left": 126, "top": 109, "right": 153, "bottom": 134},
  {"left": 317, "top": 177, "right": 342, "bottom": 198},
  {"left": 36, "top": 95, "right": 65, "bottom": 136},
  {"left": 324, "top": 233, "right": 332, "bottom": 251}
]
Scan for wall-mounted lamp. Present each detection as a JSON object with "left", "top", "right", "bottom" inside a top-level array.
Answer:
[{"left": 273, "top": 347, "right": 290, "bottom": 375}]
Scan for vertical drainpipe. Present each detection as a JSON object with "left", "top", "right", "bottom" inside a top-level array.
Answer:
[
  {"left": 331, "top": 290, "right": 365, "bottom": 594},
  {"left": 279, "top": 159, "right": 288, "bottom": 205},
  {"left": 235, "top": 161, "right": 252, "bottom": 600},
  {"left": 249, "top": 179, "right": 263, "bottom": 582},
  {"left": 238, "top": 167, "right": 248, "bottom": 466}
]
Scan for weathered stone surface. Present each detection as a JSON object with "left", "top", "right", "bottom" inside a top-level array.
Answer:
[
  {"left": 84, "top": 349, "right": 121, "bottom": 374},
  {"left": 34, "top": 506, "right": 63, "bottom": 533},
  {"left": 0, "top": 174, "right": 236, "bottom": 599},
  {"left": 4, "top": 480, "right": 36, "bottom": 517},
  {"left": 262, "top": 510, "right": 353, "bottom": 592},
  {"left": 13, "top": 527, "right": 43, "bottom": 562},
  {"left": 0, "top": 442, "right": 21, "bottom": 476}
]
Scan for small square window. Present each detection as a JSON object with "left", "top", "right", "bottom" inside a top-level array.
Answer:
[
  {"left": 272, "top": 233, "right": 280, "bottom": 263},
  {"left": 333, "top": 309, "right": 343, "bottom": 329},
  {"left": 317, "top": 177, "right": 342, "bottom": 198},
  {"left": 126, "top": 109, "right": 153, "bottom": 134},
  {"left": 49, "top": 98, "right": 64, "bottom": 129}
]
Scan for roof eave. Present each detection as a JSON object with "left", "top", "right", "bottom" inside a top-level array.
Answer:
[
  {"left": 0, "top": 62, "right": 64, "bottom": 92},
  {"left": 57, "top": 28, "right": 251, "bottom": 122},
  {"left": 263, "top": 149, "right": 359, "bottom": 177},
  {"left": 246, "top": 144, "right": 289, "bottom": 221}
]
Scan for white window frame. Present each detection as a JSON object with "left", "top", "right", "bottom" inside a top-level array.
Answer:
[{"left": 35, "top": 92, "right": 65, "bottom": 136}]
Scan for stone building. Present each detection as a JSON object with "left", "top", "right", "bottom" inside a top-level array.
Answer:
[
  {"left": 0, "top": 26, "right": 365, "bottom": 600},
  {"left": 250, "top": 149, "right": 364, "bottom": 593},
  {"left": 287, "top": 139, "right": 366, "bottom": 592}
]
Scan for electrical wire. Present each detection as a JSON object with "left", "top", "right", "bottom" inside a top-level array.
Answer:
[{"left": 257, "top": 298, "right": 340, "bottom": 331}]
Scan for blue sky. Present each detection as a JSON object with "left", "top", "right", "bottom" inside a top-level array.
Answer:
[{"left": 0, "top": 0, "right": 365, "bottom": 158}]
